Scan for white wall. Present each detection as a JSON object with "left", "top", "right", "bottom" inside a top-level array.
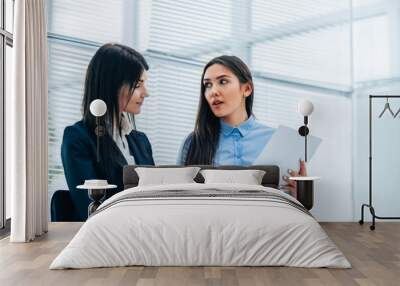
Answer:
[
  {"left": 290, "top": 85, "right": 400, "bottom": 223},
  {"left": 299, "top": 94, "right": 353, "bottom": 221},
  {"left": 252, "top": 82, "right": 354, "bottom": 222}
]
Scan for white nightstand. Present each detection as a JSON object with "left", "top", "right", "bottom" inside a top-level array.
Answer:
[
  {"left": 289, "top": 176, "right": 320, "bottom": 210},
  {"left": 77, "top": 180, "right": 117, "bottom": 216}
]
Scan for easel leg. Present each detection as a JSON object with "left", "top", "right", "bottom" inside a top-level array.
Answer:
[
  {"left": 359, "top": 204, "right": 376, "bottom": 231},
  {"left": 369, "top": 206, "right": 376, "bottom": 231}
]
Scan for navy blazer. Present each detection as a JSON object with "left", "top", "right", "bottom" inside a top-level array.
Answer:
[{"left": 61, "top": 120, "right": 155, "bottom": 221}]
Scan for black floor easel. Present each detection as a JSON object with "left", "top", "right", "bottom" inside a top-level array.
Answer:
[{"left": 359, "top": 95, "right": 400, "bottom": 230}]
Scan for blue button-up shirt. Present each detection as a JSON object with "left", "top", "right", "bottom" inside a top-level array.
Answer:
[{"left": 178, "top": 116, "right": 275, "bottom": 166}]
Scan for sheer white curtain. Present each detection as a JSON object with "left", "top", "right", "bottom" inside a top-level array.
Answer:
[{"left": 8, "top": 0, "right": 48, "bottom": 242}]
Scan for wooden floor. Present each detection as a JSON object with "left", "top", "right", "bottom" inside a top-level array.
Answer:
[{"left": 0, "top": 222, "right": 399, "bottom": 286}]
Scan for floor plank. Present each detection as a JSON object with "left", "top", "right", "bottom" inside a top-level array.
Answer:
[{"left": 0, "top": 222, "right": 399, "bottom": 286}]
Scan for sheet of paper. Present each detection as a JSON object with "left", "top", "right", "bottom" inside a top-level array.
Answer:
[{"left": 254, "top": 125, "right": 322, "bottom": 185}]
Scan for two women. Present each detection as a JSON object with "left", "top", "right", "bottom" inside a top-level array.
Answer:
[
  {"left": 61, "top": 43, "right": 154, "bottom": 221},
  {"left": 62, "top": 47, "right": 304, "bottom": 221}
]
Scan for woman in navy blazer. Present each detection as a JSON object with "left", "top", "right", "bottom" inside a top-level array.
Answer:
[{"left": 61, "top": 43, "right": 155, "bottom": 221}]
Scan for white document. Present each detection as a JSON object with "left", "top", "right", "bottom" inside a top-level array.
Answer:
[{"left": 254, "top": 125, "right": 322, "bottom": 185}]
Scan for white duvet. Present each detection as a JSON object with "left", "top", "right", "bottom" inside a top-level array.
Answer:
[{"left": 50, "top": 183, "right": 351, "bottom": 269}]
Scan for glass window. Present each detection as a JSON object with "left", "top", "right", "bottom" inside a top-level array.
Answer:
[
  {"left": 5, "top": 44, "right": 12, "bottom": 220},
  {"left": 353, "top": 15, "right": 391, "bottom": 82},
  {"left": 47, "top": 40, "right": 97, "bottom": 197},
  {"left": 49, "top": 0, "right": 125, "bottom": 43},
  {"left": 5, "top": 0, "right": 13, "bottom": 33},
  {"left": 47, "top": 0, "right": 354, "bottom": 192},
  {"left": 1, "top": 1, "right": 3, "bottom": 29},
  {"left": 0, "top": 38, "right": 3, "bottom": 228},
  {"left": 251, "top": 0, "right": 352, "bottom": 86}
]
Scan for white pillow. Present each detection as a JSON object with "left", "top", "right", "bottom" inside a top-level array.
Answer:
[
  {"left": 200, "top": 169, "right": 266, "bottom": 185},
  {"left": 135, "top": 167, "right": 201, "bottom": 186}
]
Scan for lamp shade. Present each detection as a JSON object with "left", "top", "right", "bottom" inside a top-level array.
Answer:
[
  {"left": 298, "top": 100, "right": 314, "bottom": 116},
  {"left": 90, "top": 99, "right": 107, "bottom": 117}
]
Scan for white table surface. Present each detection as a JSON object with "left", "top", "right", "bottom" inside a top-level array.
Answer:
[{"left": 288, "top": 176, "right": 320, "bottom": 181}]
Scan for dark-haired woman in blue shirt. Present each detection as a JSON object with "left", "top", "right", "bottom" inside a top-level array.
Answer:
[{"left": 178, "top": 55, "right": 306, "bottom": 195}]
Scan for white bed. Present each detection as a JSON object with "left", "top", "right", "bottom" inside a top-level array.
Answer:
[{"left": 50, "top": 183, "right": 351, "bottom": 269}]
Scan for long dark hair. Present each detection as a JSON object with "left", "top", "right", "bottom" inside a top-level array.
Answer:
[
  {"left": 82, "top": 43, "right": 148, "bottom": 177},
  {"left": 184, "top": 55, "right": 254, "bottom": 165}
]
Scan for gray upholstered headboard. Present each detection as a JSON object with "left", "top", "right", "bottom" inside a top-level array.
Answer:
[{"left": 123, "top": 165, "right": 280, "bottom": 189}]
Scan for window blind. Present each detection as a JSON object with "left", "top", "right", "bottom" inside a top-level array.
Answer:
[
  {"left": 49, "top": 0, "right": 125, "bottom": 44},
  {"left": 353, "top": 15, "right": 390, "bottom": 82},
  {"left": 136, "top": 56, "right": 203, "bottom": 164},
  {"left": 48, "top": 0, "right": 361, "bottom": 195},
  {"left": 146, "top": 0, "right": 232, "bottom": 57},
  {"left": 47, "top": 39, "right": 97, "bottom": 192},
  {"left": 251, "top": 0, "right": 352, "bottom": 86}
]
